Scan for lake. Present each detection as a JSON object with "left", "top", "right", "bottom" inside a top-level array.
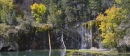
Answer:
[{"left": 0, "top": 50, "right": 130, "bottom": 56}]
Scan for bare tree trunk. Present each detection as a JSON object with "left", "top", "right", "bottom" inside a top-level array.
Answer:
[
  {"left": 48, "top": 31, "right": 52, "bottom": 56},
  {"left": 48, "top": 31, "right": 51, "bottom": 51}
]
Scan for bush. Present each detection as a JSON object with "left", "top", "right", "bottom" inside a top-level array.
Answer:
[
  {"left": 96, "top": 6, "right": 126, "bottom": 48},
  {"left": 30, "top": 3, "right": 47, "bottom": 23}
]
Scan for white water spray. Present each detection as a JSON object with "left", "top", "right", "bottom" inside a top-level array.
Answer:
[
  {"left": 90, "top": 21, "right": 93, "bottom": 48},
  {"left": 61, "top": 32, "right": 66, "bottom": 50}
]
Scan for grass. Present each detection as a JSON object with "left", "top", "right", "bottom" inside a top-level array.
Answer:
[
  {"left": 66, "top": 49, "right": 118, "bottom": 55},
  {"left": 20, "top": 49, "right": 130, "bottom": 55}
]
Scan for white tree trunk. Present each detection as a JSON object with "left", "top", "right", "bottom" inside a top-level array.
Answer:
[{"left": 48, "top": 31, "right": 51, "bottom": 51}]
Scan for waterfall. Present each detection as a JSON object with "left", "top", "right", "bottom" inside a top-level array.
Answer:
[
  {"left": 60, "top": 32, "right": 66, "bottom": 56},
  {"left": 77, "top": 22, "right": 87, "bottom": 49},
  {"left": 78, "top": 22, "right": 93, "bottom": 49},
  {"left": 61, "top": 31, "right": 66, "bottom": 50},
  {"left": 90, "top": 21, "right": 93, "bottom": 48},
  {"left": 81, "top": 25, "right": 86, "bottom": 49}
]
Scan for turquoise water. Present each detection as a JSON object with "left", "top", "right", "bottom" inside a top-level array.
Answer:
[
  {"left": 0, "top": 50, "right": 65, "bottom": 56},
  {"left": 0, "top": 50, "right": 130, "bottom": 56}
]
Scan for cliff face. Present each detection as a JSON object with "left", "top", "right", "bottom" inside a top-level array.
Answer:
[
  {"left": 15, "top": 0, "right": 41, "bottom": 13},
  {"left": 21, "top": 0, "right": 34, "bottom": 12}
]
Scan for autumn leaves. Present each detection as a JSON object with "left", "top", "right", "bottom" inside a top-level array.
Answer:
[{"left": 96, "top": 6, "right": 126, "bottom": 47}]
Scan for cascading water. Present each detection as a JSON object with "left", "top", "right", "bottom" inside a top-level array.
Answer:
[
  {"left": 77, "top": 22, "right": 87, "bottom": 49},
  {"left": 76, "top": 23, "right": 84, "bottom": 49},
  {"left": 61, "top": 32, "right": 66, "bottom": 50},
  {"left": 77, "top": 22, "right": 93, "bottom": 49},
  {"left": 60, "top": 32, "right": 66, "bottom": 56},
  {"left": 90, "top": 21, "right": 93, "bottom": 49},
  {"left": 80, "top": 25, "right": 87, "bottom": 49}
]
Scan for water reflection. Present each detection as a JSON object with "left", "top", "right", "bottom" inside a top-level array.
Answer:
[
  {"left": 66, "top": 52, "right": 130, "bottom": 56},
  {"left": 0, "top": 50, "right": 130, "bottom": 56},
  {"left": 0, "top": 50, "right": 66, "bottom": 56},
  {"left": 49, "top": 50, "right": 51, "bottom": 56}
]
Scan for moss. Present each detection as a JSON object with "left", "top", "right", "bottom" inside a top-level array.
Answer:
[
  {"left": 66, "top": 49, "right": 118, "bottom": 54},
  {"left": 36, "top": 24, "right": 53, "bottom": 32}
]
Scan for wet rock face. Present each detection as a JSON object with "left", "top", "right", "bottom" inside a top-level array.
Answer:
[
  {"left": 51, "top": 30, "right": 81, "bottom": 49},
  {"left": 64, "top": 30, "right": 81, "bottom": 49},
  {"left": 0, "top": 24, "right": 19, "bottom": 51},
  {"left": 0, "top": 24, "right": 81, "bottom": 51},
  {"left": 0, "top": 38, "right": 9, "bottom": 51},
  {"left": 0, "top": 36, "right": 18, "bottom": 51},
  {"left": 17, "top": 26, "right": 49, "bottom": 50},
  {"left": 17, "top": 29, "right": 81, "bottom": 50}
]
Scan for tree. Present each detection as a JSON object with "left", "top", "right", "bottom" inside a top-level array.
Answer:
[
  {"left": 30, "top": 3, "right": 47, "bottom": 23},
  {"left": 62, "top": 0, "right": 89, "bottom": 22},
  {"left": 96, "top": 5, "right": 125, "bottom": 47},
  {"left": 115, "top": 0, "right": 130, "bottom": 39},
  {"left": 0, "top": 0, "right": 16, "bottom": 24},
  {"left": 47, "top": 1, "right": 65, "bottom": 28}
]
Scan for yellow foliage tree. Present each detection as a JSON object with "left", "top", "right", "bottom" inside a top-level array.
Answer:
[
  {"left": 96, "top": 6, "right": 125, "bottom": 47},
  {"left": 30, "top": 3, "right": 46, "bottom": 23}
]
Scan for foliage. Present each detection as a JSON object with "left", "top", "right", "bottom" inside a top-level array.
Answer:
[
  {"left": 83, "top": 20, "right": 95, "bottom": 30},
  {"left": 96, "top": 6, "right": 126, "bottom": 47},
  {"left": 115, "top": 0, "right": 122, "bottom": 4},
  {"left": 0, "top": 0, "right": 14, "bottom": 10},
  {"left": 1, "top": 0, "right": 129, "bottom": 51},
  {"left": 115, "top": 0, "right": 130, "bottom": 14},
  {"left": 47, "top": 2, "right": 65, "bottom": 28},
  {"left": 0, "top": 23, "right": 8, "bottom": 35},
  {"left": 0, "top": 0, "right": 16, "bottom": 24},
  {"left": 30, "top": 3, "right": 47, "bottom": 23},
  {"left": 0, "top": 23, "right": 17, "bottom": 39},
  {"left": 115, "top": 1, "right": 130, "bottom": 51},
  {"left": 36, "top": 24, "right": 53, "bottom": 32}
]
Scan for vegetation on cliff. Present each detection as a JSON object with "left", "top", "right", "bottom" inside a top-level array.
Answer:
[
  {"left": 96, "top": 5, "right": 126, "bottom": 48},
  {"left": 0, "top": 0, "right": 130, "bottom": 52}
]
